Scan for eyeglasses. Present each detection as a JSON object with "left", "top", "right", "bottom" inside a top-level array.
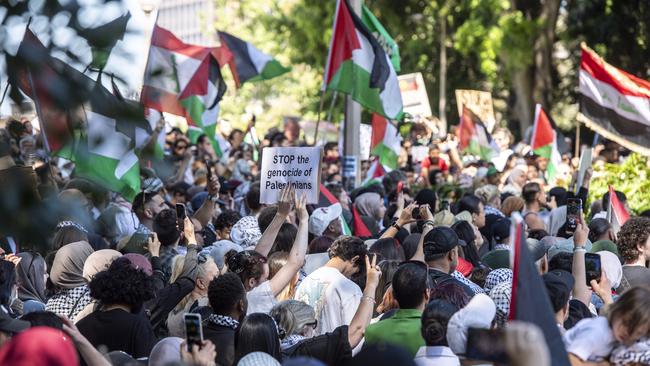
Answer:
[{"left": 306, "top": 320, "right": 318, "bottom": 329}]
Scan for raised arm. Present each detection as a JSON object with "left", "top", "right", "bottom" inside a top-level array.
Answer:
[
  {"left": 571, "top": 220, "right": 591, "bottom": 306},
  {"left": 192, "top": 175, "right": 220, "bottom": 228},
  {"left": 268, "top": 193, "right": 309, "bottom": 295},
  {"left": 348, "top": 254, "right": 382, "bottom": 348},
  {"left": 380, "top": 202, "right": 416, "bottom": 239},
  {"left": 255, "top": 186, "right": 294, "bottom": 257}
]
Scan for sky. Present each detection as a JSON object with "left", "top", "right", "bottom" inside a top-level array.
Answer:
[{"left": 1, "top": 0, "right": 156, "bottom": 116}]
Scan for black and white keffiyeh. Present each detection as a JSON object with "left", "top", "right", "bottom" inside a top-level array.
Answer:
[
  {"left": 56, "top": 221, "right": 88, "bottom": 234},
  {"left": 207, "top": 314, "right": 239, "bottom": 330},
  {"left": 451, "top": 270, "right": 485, "bottom": 295},
  {"left": 281, "top": 334, "right": 306, "bottom": 350},
  {"left": 45, "top": 285, "right": 91, "bottom": 322},
  {"left": 489, "top": 281, "right": 512, "bottom": 328},
  {"left": 484, "top": 268, "right": 513, "bottom": 293},
  {"left": 610, "top": 338, "right": 650, "bottom": 366}
]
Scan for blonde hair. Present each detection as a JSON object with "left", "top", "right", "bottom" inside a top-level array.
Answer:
[
  {"left": 475, "top": 185, "right": 499, "bottom": 206},
  {"left": 268, "top": 251, "right": 296, "bottom": 301},
  {"left": 171, "top": 255, "right": 216, "bottom": 313},
  {"left": 270, "top": 300, "right": 316, "bottom": 336}
]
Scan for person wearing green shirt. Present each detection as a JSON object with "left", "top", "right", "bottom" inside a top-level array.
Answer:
[{"left": 364, "top": 261, "right": 430, "bottom": 356}]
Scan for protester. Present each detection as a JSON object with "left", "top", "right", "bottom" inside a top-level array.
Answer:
[
  {"left": 16, "top": 252, "right": 47, "bottom": 315},
  {"left": 614, "top": 217, "right": 650, "bottom": 293},
  {"left": 414, "top": 299, "right": 460, "bottom": 366}
]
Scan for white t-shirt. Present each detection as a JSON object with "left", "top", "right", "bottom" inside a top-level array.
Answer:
[
  {"left": 563, "top": 316, "right": 616, "bottom": 362},
  {"left": 246, "top": 281, "right": 277, "bottom": 315},
  {"left": 294, "top": 266, "right": 362, "bottom": 335}
]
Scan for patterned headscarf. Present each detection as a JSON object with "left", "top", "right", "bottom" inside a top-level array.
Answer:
[
  {"left": 230, "top": 216, "right": 262, "bottom": 249},
  {"left": 610, "top": 338, "right": 650, "bottom": 366},
  {"left": 489, "top": 281, "right": 512, "bottom": 328},
  {"left": 484, "top": 268, "right": 513, "bottom": 293}
]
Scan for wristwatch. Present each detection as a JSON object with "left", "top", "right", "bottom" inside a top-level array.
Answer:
[{"left": 391, "top": 221, "right": 402, "bottom": 230}]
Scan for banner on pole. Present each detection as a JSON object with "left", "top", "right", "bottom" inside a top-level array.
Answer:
[
  {"left": 260, "top": 147, "right": 322, "bottom": 204},
  {"left": 455, "top": 89, "right": 497, "bottom": 133}
]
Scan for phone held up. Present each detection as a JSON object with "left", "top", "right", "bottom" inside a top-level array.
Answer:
[
  {"left": 176, "top": 203, "right": 186, "bottom": 234},
  {"left": 565, "top": 198, "right": 582, "bottom": 234},
  {"left": 184, "top": 313, "right": 203, "bottom": 352},
  {"left": 585, "top": 252, "right": 602, "bottom": 287}
]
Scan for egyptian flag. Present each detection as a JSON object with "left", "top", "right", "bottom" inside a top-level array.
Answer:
[
  {"left": 509, "top": 213, "right": 570, "bottom": 366},
  {"left": 606, "top": 185, "right": 630, "bottom": 235},
  {"left": 456, "top": 106, "right": 499, "bottom": 161},
  {"left": 318, "top": 184, "right": 352, "bottom": 235},
  {"left": 217, "top": 31, "right": 290, "bottom": 88},
  {"left": 578, "top": 44, "right": 650, "bottom": 155},
  {"left": 6, "top": 29, "right": 95, "bottom": 154},
  {"left": 322, "top": 0, "right": 403, "bottom": 120}
]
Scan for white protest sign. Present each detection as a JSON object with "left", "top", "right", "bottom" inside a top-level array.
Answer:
[
  {"left": 360, "top": 123, "right": 372, "bottom": 160},
  {"left": 398, "top": 72, "right": 432, "bottom": 119},
  {"left": 260, "top": 147, "right": 322, "bottom": 204}
]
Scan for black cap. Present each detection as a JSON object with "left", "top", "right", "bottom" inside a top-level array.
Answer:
[
  {"left": 492, "top": 218, "right": 511, "bottom": 243},
  {"left": 542, "top": 269, "right": 575, "bottom": 312},
  {"left": 0, "top": 307, "right": 30, "bottom": 334},
  {"left": 423, "top": 227, "right": 463, "bottom": 257}
]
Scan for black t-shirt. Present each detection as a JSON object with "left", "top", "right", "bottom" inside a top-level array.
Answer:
[
  {"left": 428, "top": 268, "right": 474, "bottom": 297},
  {"left": 283, "top": 325, "right": 352, "bottom": 365},
  {"left": 203, "top": 321, "right": 236, "bottom": 366},
  {"left": 564, "top": 299, "right": 594, "bottom": 330},
  {"left": 76, "top": 308, "right": 156, "bottom": 359}
]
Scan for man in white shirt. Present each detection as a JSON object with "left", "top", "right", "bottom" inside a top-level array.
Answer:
[{"left": 295, "top": 236, "right": 367, "bottom": 335}]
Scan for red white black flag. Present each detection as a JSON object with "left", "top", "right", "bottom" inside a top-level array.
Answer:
[{"left": 578, "top": 44, "right": 650, "bottom": 155}]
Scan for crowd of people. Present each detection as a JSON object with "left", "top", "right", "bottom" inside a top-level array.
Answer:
[{"left": 1, "top": 112, "right": 650, "bottom": 366}]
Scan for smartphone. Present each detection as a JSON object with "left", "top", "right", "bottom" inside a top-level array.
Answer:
[
  {"left": 566, "top": 198, "right": 582, "bottom": 234},
  {"left": 176, "top": 203, "right": 186, "bottom": 233},
  {"left": 466, "top": 327, "right": 509, "bottom": 364},
  {"left": 585, "top": 252, "right": 602, "bottom": 287},
  {"left": 412, "top": 205, "right": 422, "bottom": 220},
  {"left": 184, "top": 313, "right": 203, "bottom": 351},
  {"left": 397, "top": 181, "right": 403, "bottom": 194}
]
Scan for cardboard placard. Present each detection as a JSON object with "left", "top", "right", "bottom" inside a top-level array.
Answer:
[
  {"left": 260, "top": 147, "right": 322, "bottom": 204},
  {"left": 398, "top": 72, "right": 432, "bottom": 119},
  {"left": 455, "top": 89, "right": 497, "bottom": 132}
]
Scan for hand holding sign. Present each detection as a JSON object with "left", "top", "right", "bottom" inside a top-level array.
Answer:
[{"left": 260, "top": 147, "right": 322, "bottom": 204}]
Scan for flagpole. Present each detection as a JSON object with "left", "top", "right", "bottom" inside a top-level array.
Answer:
[
  {"left": 575, "top": 121, "right": 580, "bottom": 159},
  {"left": 312, "top": 89, "right": 326, "bottom": 145},
  {"left": 325, "top": 91, "right": 339, "bottom": 125}
]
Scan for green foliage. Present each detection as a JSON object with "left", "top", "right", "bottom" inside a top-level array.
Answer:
[{"left": 588, "top": 154, "right": 650, "bottom": 214}]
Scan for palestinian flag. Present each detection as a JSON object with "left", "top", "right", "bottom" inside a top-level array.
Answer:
[
  {"left": 6, "top": 29, "right": 94, "bottom": 153},
  {"left": 361, "top": 5, "right": 400, "bottom": 72},
  {"left": 361, "top": 159, "right": 386, "bottom": 187},
  {"left": 142, "top": 25, "right": 229, "bottom": 157},
  {"left": 352, "top": 203, "right": 372, "bottom": 238},
  {"left": 217, "top": 31, "right": 290, "bottom": 87},
  {"left": 318, "top": 183, "right": 352, "bottom": 235},
  {"left": 456, "top": 106, "right": 499, "bottom": 161},
  {"left": 76, "top": 12, "right": 131, "bottom": 71},
  {"left": 509, "top": 213, "right": 571, "bottom": 366},
  {"left": 370, "top": 113, "right": 401, "bottom": 169},
  {"left": 531, "top": 104, "right": 562, "bottom": 182},
  {"left": 322, "top": 0, "right": 403, "bottom": 120},
  {"left": 578, "top": 44, "right": 650, "bottom": 156},
  {"left": 606, "top": 185, "right": 630, "bottom": 235}
]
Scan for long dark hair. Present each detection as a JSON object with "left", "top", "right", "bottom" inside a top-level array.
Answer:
[
  {"left": 234, "top": 313, "right": 282, "bottom": 364},
  {"left": 451, "top": 221, "right": 481, "bottom": 267},
  {"left": 0, "top": 261, "right": 16, "bottom": 307}
]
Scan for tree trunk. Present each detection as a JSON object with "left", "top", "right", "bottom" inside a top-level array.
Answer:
[
  {"left": 532, "top": 0, "right": 561, "bottom": 111},
  {"left": 511, "top": 66, "right": 534, "bottom": 139},
  {"left": 439, "top": 15, "right": 447, "bottom": 131}
]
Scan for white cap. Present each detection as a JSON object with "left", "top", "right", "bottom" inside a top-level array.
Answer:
[
  {"left": 308, "top": 203, "right": 342, "bottom": 236},
  {"left": 446, "top": 293, "right": 496, "bottom": 355}
]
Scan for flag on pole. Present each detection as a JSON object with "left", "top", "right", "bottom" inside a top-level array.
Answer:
[
  {"left": 509, "top": 213, "right": 571, "bottom": 366},
  {"left": 370, "top": 113, "right": 401, "bottom": 170},
  {"left": 361, "top": 5, "right": 400, "bottom": 72},
  {"left": 217, "top": 31, "right": 290, "bottom": 87},
  {"left": 322, "top": 0, "right": 403, "bottom": 120},
  {"left": 456, "top": 106, "right": 499, "bottom": 161},
  {"left": 318, "top": 183, "right": 352, "bottom": 235},
  {"left": 578, "top": 44, "right": 650, "bottom": 156},
  {"left": 531, "top": 104, "right": 562, "bottom": 182},
  {"left": 606, "top": 185, "right": 630, "bottom": 235},
  {"left": 76, "top": 12, "right": 131, "bottom": 71},
  {"left": 361, "top": 159, "right": 386, "bottom": 187},
  {"left": 6, "top": 29, "right": 94, "bottom": 153},
  {"left": 141, "top": 25, "right": 229, "bottom": 157}
]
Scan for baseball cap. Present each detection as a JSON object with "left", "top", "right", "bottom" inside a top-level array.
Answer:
[
  {"left": 0, "top": 307, "right": 30, "bottom": 334},
  {"left": 423, "top": 227, "right": 464, "bottom": 256},
  {"left": 492, "top": 218, "right": 511, "bottom": 243},
  {"left": 527, "top": 238, "right": 547, "bottom": 262},
  {"left": 308, "top": 203, "right": 342, "bottom": 236},
  {"left": 481, "top": 249, "right": 510, "bottom": 270},
  {"left": 543, "top": 269, "right": 575, "bottom": 312}
]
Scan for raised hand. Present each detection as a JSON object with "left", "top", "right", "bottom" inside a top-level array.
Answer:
[
  {"left": 365, "top": 254, "right": 382, "bottom": 288},
  {"left": 145, "top": 232, "right": 161, "bottom": 258},
  {"left": 397, "top": 202, "right": 418, "bottom": 227},
  {"left": 295, "top": 193, "right": 308, "bottom": 222},
  {"left": 277, "top": 185, "right": 295, "bottom": 217}
]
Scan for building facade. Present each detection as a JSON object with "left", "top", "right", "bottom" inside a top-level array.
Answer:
[{"left": 156, "top": 0, "right": 215, "bottom": 46}]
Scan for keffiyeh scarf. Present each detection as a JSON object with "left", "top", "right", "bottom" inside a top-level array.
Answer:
[
  {"left": 484, "top": 268, "right": 513, "bottom": 293},
  {"left": 45, "top": 285, "right": 91, "bottom": 322},
  {"left": 207, "top": 314, "right": 239, "bottom": 330},
  {"left": 610, "top": 338, "right": 650, "bottom": 366},
  {"left": 451, "top": 270, "right": 484, "bottom": 295},
  {"left": 56, "top": 221, "right": 88, "bottom": 234},
  {"left": 489, "top": 281, "right": 512, "bottom": 328},
  {"left": 281, "top": 334, "right": 306, "bottom": 350},
  {"left": 230, "top": 216, "right": 262, "bottom": 249}
]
